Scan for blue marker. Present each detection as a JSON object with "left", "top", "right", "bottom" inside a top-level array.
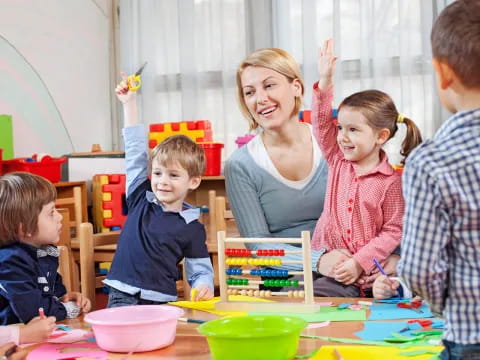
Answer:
[{"left": 373, "top": 258, "right": 393, "bottom": 285}]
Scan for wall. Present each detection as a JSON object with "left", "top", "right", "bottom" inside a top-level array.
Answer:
[{"left": 0, "top": 0, "right": 113, "bottom": 158}]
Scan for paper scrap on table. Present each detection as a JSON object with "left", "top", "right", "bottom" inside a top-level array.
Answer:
[
  {"left": 169, "top": 295, "right": 271, "bottom": 316},
  {"left": 251, "top": 305, "right": 366, "bottom": 322},
  {"left": 368, "top": 303, "right": 434, "bottom": 320},
  {"left": 309, "top": 345, "right": 443, "bottom": 360},
  {"left": 307, "top": 321, "right": 330, "bottom": 329},
  {"left": 48, "top": 329, "right": 93, "bottom": 343},
  {"left": 26, "top": 343, "right": 107, "bottom": 360},
  {"left": 355, "top": 321, "right": 416, "bottom": 341}
]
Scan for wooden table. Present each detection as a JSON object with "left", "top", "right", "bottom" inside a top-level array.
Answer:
[{"left": 24, "top": 297, "right": 372, "bottom": 359}]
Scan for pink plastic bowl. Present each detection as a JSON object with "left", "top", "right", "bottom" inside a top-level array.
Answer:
[{"left": 84, "top": 305, "right": 184, "bottom": 352}]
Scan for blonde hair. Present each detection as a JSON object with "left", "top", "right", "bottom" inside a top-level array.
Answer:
[
  {"left": 236, "top": 48, "right": 304, "bottom": 131},
  {"left": 150, "top": 135, "right": 205, "bottom": 177},
  {"left": 0, "top": 172, "right": 57, "bottom": 247},
  {"left": 339, "top": 90, "right": 423, "bottom": 164}
]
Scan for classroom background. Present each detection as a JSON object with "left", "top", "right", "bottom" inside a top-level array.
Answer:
[{"left": 1, "top": 0, "right": 454, "bottom": 166}]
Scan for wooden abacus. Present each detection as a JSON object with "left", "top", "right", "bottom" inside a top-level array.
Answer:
[{"left": 215, "top": 230, "right": 321, "bottom": 313}]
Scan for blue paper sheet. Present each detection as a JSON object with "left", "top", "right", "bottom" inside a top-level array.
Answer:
[
  {"left": 368, "top": 303, "right": 434, "bottom": 320},
  {"left": 355, "top": 321, "right": 416, "bottom": 340}
]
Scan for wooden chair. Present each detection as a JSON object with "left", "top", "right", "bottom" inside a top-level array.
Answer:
[
  {"left": 77, "top": 222, "right": 120, "bottom": 310},
  {"left": 55, "top": 186, "right": 83, "bottom": 238},
  {"left": 207, "top": 191, "right": 240, "bottom": 290},
  {"left": 77, "top": 222, "right": 190, "bottom": 309},
  {"left": 57, "top": 207, "right": 79, "bottom": 292}
]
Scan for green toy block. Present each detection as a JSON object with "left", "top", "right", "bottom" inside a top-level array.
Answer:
[{"left": 0, "top": 115, "right": 14, "bottom": 160}]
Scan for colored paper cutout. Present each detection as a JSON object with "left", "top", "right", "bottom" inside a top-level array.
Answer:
[
  {"left": 306, "top": 321, "right": 330, "bottom": 329},
  {"left": 48, "top": 329, "right": 93, "bottom": 343},
  {"left": 169, "top": 295, "right": 272, "bottom": 316},
  {"left": 26, "top": 343, "right": 107, "bottom": 360},
  {"left": 369, "top": 303, "right": 434, "bottom": 320},
  {"left": 251, "top": 305, "right": 366, "bottom": 322},
  {"left": 310, "top": 345, "right": 443, "bottom": 360},
  {"left": 355, "top": 321, "right": 416, "bottom": 340}
]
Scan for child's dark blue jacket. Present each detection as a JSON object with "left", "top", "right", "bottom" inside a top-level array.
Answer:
[{"left": 0, "top": 242, "right": 67, "bottom": 324}]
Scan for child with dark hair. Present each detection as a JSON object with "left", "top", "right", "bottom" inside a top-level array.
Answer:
[
  {"left": 0, "top": 172, "right": 91, "bottom": 325},
  {"left": 311, "top": 39, "right": 422, "bottom": 297}
]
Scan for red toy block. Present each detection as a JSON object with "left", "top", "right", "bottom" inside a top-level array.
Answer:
[
  {"left": 195, "top": 120, "right": 211, "bottom": 130},
  {"left": 302, "top": 110, "right": 311, "bottom": 124},
  {"left": 102, "top": 174, "right": 127, "bottom": 228},
  {"left": 149, "top": 140, "right": 157, "bottom": 149},
  {"left": 150, "top": 123, "right": 164, "bottom": 132}
]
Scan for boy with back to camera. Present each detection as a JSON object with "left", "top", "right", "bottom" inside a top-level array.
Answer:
[
  {"left": 104, "top": 73, "right": 214, "bottom": 307},
  {"left": 386, "top": 1, "right": 480, "bottom": 358}
]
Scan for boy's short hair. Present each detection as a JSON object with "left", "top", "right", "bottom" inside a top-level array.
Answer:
[
  {"left": 431, "top": 0, "right": 480, "bottom": 88},
  {"left": 150, "top": 135, "right": 206, "bottom": 177},
  {"left": 0, "top": 172, "right": 57, "bottom": 247}
]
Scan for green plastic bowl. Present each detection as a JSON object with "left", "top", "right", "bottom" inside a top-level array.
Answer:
[{"left": 197, "top": 315, "right": 307, "bottom": 360}]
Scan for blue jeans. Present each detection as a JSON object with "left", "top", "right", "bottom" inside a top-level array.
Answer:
[
  {"left": 107, "top": 287, "right": 166, "bottom": 308},
  {"left": 441, "top": 340, "right": 480, "bottom": 360}
]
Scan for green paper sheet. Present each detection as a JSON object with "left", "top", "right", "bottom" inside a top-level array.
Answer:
[{"left": 251, "top": 305, "right": 366, "bottom": 322}]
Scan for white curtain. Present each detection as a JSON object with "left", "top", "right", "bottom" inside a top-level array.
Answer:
[{"left": 117, "top": 0, "right": 453, "bottom": 165}]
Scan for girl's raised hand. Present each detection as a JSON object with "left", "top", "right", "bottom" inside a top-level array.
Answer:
[
  {"left": 115, "top": 72, "right": 136, "bottom": 104},
  {"left": 317, "top": 39, "right": 337, "bottom": 90}
]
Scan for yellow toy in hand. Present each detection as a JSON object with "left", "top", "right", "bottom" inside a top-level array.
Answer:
[{"left": 126, "top": 62, "right": 147, "bottom": 92}]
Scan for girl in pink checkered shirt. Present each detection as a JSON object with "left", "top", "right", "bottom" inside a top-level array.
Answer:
[{"left": 311, "top": 39, "right": 423, "bottom": 296}]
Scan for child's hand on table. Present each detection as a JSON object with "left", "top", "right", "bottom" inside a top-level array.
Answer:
[
  {"left": 0, "top": 342, "right": 28, "bottom": 360},
  {"left": 19, "top": 316, "right": 56, "bottom": 344},
  {"left": 372, "top": 274, "right": 400, "bottom": 299},
  {"left": 61, "top": 291, "right": 91, "bottom": 313},
  {"left": 192, "top": 285, "right": 214, "bottom": 301},
  {"left": 334, "top": 257, "right": 363, "bottom": 285}
]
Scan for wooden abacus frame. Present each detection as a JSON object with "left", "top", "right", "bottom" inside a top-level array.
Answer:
[{"left": 215, "top": 230, "right": 321, "bottom": 313}]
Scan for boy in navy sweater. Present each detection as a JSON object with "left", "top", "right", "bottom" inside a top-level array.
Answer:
[
  {"left": 104, "top": 73, "right": 214, "bottom": 307},
  {"left": 0, "top": 172, "right": 91, "bottom": 324}
]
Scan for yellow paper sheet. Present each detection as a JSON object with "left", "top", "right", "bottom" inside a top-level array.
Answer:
[
  {"left": 311, "top": 345, "right": 443, "bottom": 360},
  {"left": 169, "top": 295, "right": 273, "bottom": 316}
]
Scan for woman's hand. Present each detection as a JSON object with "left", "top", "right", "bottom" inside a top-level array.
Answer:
[
  {"left": 317, "top": 249, "right": 352, "bottom": 277},
  {"left": 19, "top": 316, "right": 56, "bottom": 344},
  {"left": 61, "top": 292, "right": 92, "bottom": 313},
  {"left": 357, "top": 254, "right": 400, "bottom": 289},
  {"left": 317, "top": 38, "right": 337, "bottom": 90}
]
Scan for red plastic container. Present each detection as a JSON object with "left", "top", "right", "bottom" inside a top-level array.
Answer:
[
  {"left": 2, "top": 156, "right": 66, "bottom": 182},
  {"left": 199, "top": 143, "right": 224, "bottom": 176},
  {"left": 0, "top": 148, "right": 3, "bottom": 176}
]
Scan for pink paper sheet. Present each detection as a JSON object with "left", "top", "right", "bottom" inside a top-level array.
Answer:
[{"left": 26, "top": 343, "right": 107, "bottom": 360}]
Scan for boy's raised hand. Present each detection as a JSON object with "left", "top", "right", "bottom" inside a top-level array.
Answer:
[
  {"left": 115, "top": 72, "right": 137, "bottom": 104},
  {"left": 317, "top": 38, "right": 337, "bottom": 90}
]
